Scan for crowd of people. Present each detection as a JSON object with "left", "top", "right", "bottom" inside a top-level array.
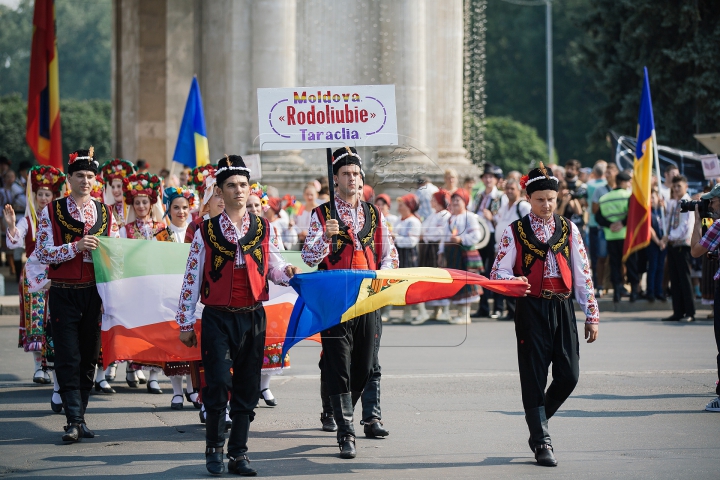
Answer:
[{"left": 3, "top": 148, "right": 719, "bottom": 474}]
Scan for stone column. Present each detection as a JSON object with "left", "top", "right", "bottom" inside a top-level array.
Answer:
[
  {"left": 200, "top": 0, "right": 253, "bottom": 162},
  {"left": 376, "top": 0, "right": 433, "bottom": 190},
  {"left": 426, "top": 0, "right": 471, "bottom": 171},
  {"left": 251, "top": 0, "right": 304, "bottom": 170},
  {"left": 112, "top": 0, "right": 140, "bottom": 162}
]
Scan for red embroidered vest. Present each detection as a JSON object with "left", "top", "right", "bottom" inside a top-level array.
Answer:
[
  {"left": 200, "top": 213, "right": 270, "bottom": 307},
  {"left": 47, "top": 198, "right": 112, "bottom": 281},
  {"left": 511, "top": 214, "right": 572, "bottom": 298},
  {"left": 314, "top": 201, "right": 384, "bottom": 271},
  {"left": 185, "top": 216, "right": 203, "bottom": 244}
]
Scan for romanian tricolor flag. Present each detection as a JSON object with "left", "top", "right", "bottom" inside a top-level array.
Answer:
[
  {"left": 172, "top": 76, "right": 210, "bottom": 168},
  {"left": 623, "top": 67, "right": 656, "bottom": 261},
  {"left": 281, "top": 268, "right": 528, "bottom": 359},
  {"left": 26, "top": 0, "right": 62, "bottom": 170}
]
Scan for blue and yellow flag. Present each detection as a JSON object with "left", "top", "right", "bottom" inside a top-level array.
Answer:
[
  {"left": 623, "top": 67, "right": 655, "bottom": 261},
  {"left": 26, "top": 0, "right": 62, "bottom": 170},
  {"left": 173, "top": 77, "right": 210, "bottom": 167}
]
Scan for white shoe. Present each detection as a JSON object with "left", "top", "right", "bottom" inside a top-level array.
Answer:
[
  {"left": 705, "top": 396, "right": 720, "bottom": 412},
  {"left": 449, "top": 315, "right": 471, "bottom": 325},
  {"left": 434, "top": 306, "right": 451, "bottom": 321},
  {"left": 410, "top": 304, "right": 431, "bottom": 325}
]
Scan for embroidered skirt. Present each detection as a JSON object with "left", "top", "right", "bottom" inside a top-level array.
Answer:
[
  {"left": 18, "top": 270, "right": 48, "bottom": 352},
  {"left": 397, "top": 246, "right": 419, "bottom": 269},
  {"left": 262, "top": 343, "right": 290, "bottom": 374},
  {"left": 418, "top": 242, "right": 439, "bottom": 268},
  {"left": 444, "top": 244, "right": 482, "bottom": 304}
]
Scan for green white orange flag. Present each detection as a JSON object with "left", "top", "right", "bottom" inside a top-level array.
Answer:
[{"left": 92, "top": 237, "right": 303, "bottom": 365}]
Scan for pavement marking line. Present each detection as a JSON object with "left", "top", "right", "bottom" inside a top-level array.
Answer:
[{"left": 283, "top": 369, "right": 716, "bottom": 380}]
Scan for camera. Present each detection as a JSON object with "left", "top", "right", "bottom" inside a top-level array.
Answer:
[
  {"left": 679, "top": 198, "right": 711, "bottom": 217},
  {"left": 570, "top": 187, "right": 587, "bottom": 200}
]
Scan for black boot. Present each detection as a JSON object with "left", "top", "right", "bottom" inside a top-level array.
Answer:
[
  {"left": 227, "top": 414, "right": 257, "bottom": 476},
  {"left": 79, "top": 390, "right": 95, "bottom": 438},
  {"left": 629, "top": 283, "right": 639, "bottom": 303},
  {"left": 205, "top": 410, "right": 226, "bottom": 475},
  {"left": 613, "top": 284, "right": 621, "bottom": 303},
  {"left": 330, "top": 393, "right": 356, "bottom": 459},
  {"left": 320, "top": 381, "right": 337, "bottom": 432},
  {"left": 61, "top": 390, "right": 84, "bottom": 443},
  {"left": 525, "top": 407, "right": 557, "bottom": 466},
  {"left": 361, "top": 374, "right": 388, "bottom": 437}
]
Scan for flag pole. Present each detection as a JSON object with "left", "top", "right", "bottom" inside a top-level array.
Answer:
[
  {"left": 326, "top": 147, "right": 337, "bottom": 253},
  {"left": 652, "top": 130, "right": 666, "bottom": 229}
]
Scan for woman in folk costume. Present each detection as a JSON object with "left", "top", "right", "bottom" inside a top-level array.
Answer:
[
  {"left": 156, "top": 186, "right": 202, "bottom": 409},
  {"left": 5, "top": 165, "right": 66, "bottom": 408},
  {"left": 292, "top": 182, "right": 320, "bottom": 245},
  {"left": 97, "top": 159, "right": 137, "bottom": 386},
  {"left": 99, "top": 158, "right": 136, "bottom": 228},
  {"left": 120, "top": 172, "right": 167, "bottom": 394},
  {"left": 247, "top": 183, "right": 289, "bottom": 406},
  {"left": 416, "top": 189, "right": 452, "bottom": 324},
  {"left": 437, "top": 188, "right": 484, "bottom": 325},
  {"left": 392, "top": 193, "right": 428, "bottom": 324}
]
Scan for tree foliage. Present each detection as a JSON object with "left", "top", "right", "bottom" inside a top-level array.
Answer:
[
  {"left": 484, "top": 0, "right": 606, "bottom": 165},
  {"left": 579, "top": 0, "right": 720, "bottom": 152},
  {"left": 0, "top": 94, "right": 111, "bottom": 169},
  {"left": 478, "top": 115, "right": 548, "bottom": 173},
  {"left": 0, "top": 0, "right": 111, "bottom": 100}
]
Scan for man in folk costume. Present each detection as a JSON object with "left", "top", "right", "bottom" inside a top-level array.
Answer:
[
  {"left": 490, "top": 163, "right": 599, "bottom": 467},
  {"left": 176, "top": 155, "right": 301, "bottom": 476},
  {"left": 302, "top": 146, "right": 399, "bottom": 459},
  {"left": 35, "top": 147, "right": 119, "bottom": 443}
]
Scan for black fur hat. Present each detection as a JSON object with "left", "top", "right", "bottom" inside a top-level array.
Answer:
[
  {"left": 521, "top": 162, "right": 559, "bottom": 196},
  {"left": 68, "top": 147, "right": 99, "bottom": 175},
  {"left": 332, "top": 146, "right": 362, "bottom": 175},
  {"left": 215, "top": 155, "right": 250, "bottom": 187}
]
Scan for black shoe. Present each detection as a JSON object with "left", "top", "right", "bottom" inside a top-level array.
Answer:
[
  {"left": 205, "top": 446, "right": 225, "bottom": 475},
  {"left": 338, "top": 435, "right": 356, "bottom": 459},
  {"left": 184, "top": 389, "right": 202, "bottom": 409},
  {"left": 613, "top": 288, "right": 621, "bottom": 303},
  {"left": 62, "top": 423, "right": 82, "bottom": 443},
  {"left": 80, "top": 423, "right": 95, "bottom": 438},
  {"left": 657, "top": 294, "right": 667, "bottom": 302},
  {"left": 51, "top": 391, "right": 63, "bottom": 413},
  {"left": 321, "top": 412, "right": 337, "bottom": 432},
  {"left": 681, "top": 315, "right": 695, "bottom": 322},
  {"left": 171, "top": 394, "right": 184, "bottom": 410},
  {"left": 94, "top": 381, "right": 115, "bottom": 394},
  {"left": 228, "top": 454, "right": 257, "bottom": 476},
  {"left": 199, "top": 408, "right": 206, "bottom": 424},
  {"left": 534, "top": 444, "right": 557, "bottom": 466},
  {"left": 260, "top": 388, "right": 277, "bottom": 407},
  {"left": 146, "top": 380, "right": 162, "bottom": 394},
  {"left": 499, "top": 314, "right": 514, "bottom": 321},
  {"left": 470, "top": 310, "right": 488, "bottom": 318},
  {"left": 363, "top": 421, "right": 389, "bottom": 438},
  {"left": 125, "top": 371, "right": 138, "bottom": 388},
  {"left": 662, "top": 315, "right": 682, "bottom": 321},
  {"left": 629, "top": 292, "right": 638, "bottom": 303},
  {"left": 33, "top": 369, "right": 51, "bottom": 384},
  {"left": 646, "top": 294, "right": 655, "bottom": 303}
]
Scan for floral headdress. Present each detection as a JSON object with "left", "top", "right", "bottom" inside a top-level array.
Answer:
[
  {"left": 90, "top": 174, "right": 104, "bottom": 201},
  {"left": 163, "top": 185, "right": 197, "bottom": 218},
  {"left": 282, "top": 194, "right": 304, "bottom": 216},
  {"left": 123, "top": 172, "right": 162, "bottom": 204},
  {"left": 100, "top": 158, "right": 136, "bottom": 184},
  {"left": 189, "top": 164, "right": 216, "bottom": 198},
  {"left": 26, "top": 165, "right": 67, "bottom": 240},
  {"left": 249, "top": 183, "right": 269, "bottom": 212}
]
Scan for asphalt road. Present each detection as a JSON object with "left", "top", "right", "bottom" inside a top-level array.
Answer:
[{"left": 0, "top": 308, "right": 718, "bottom": 479}]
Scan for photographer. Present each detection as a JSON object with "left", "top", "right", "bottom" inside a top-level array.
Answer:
[{"left": 690, "top": 184, "right": 720, "bottom": 412}]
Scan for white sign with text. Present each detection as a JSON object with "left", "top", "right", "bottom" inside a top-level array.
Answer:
[
  {"left": 700, "top": 154, "right": 720, "bottom": 179},
  {"left": 257, "top": 85, "right": 398, "bottom": 151}
]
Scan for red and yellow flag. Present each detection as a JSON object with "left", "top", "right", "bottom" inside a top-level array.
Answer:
[
  {"left": 26, "top": 0, "right": 63, "bottom": 170},
  {"left": 623, "top": 67, "right": 655, "bottom": 261}
]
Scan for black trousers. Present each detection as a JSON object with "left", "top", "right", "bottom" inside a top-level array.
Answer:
[
  {"left": 667, "top": 245, "right": 696, "bottom": 317},
  {"left": 515, "top": 295, "right": 580, "bottom": 414},
  {"left": 321, "top": 310, "right": 379, "bottom": 397},
  {"left": 201, "top": 306, "right": 266, "bottom": 420},
  {"left": 607, "top": 239, "right": 639, "bottom": 287},
  {"left": 49, "top": 285, "right": 102, "bottom": 395}
]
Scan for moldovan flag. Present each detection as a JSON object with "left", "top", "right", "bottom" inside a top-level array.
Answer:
[
  {"left": 623, "top": 67, "right": 655, "bottom": 261},
  {"left": 26, "top": 0, "right": 62, "bottom": 170},
  {"left": 92, "top": 237, "right": 303, "bottom": 365},
  {"left": 281, "top": 268, "right": 528, "bottom": 359},
  {"left": 172, "top": 76, "right": 210, "bottom": 168}
]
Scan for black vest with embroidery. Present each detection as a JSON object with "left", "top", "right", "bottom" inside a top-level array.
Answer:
[{"left": 314, "top": 201, "right": 383, "bottom": 270}]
